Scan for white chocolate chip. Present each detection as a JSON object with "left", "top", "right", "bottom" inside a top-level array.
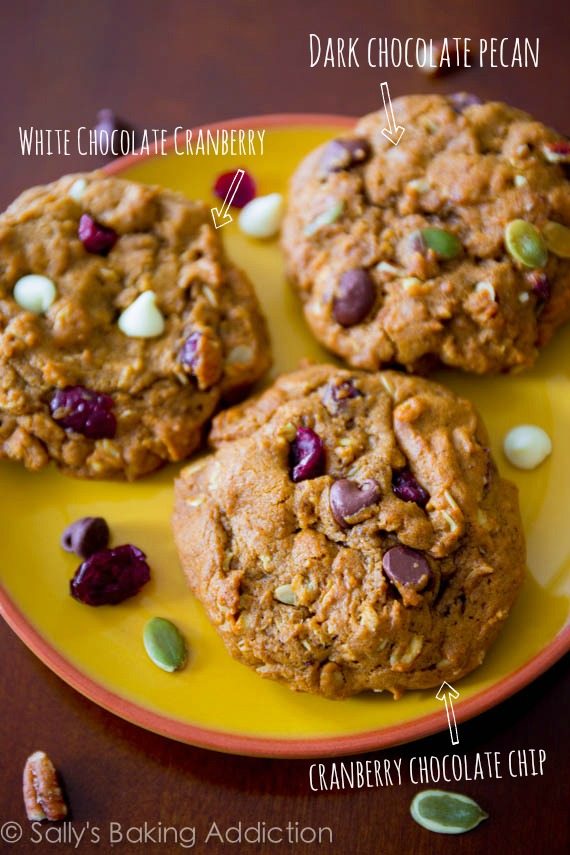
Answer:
[
  {"left": 519, "top": 291, "right": 530, "bottom": 303},
  {"left": 68, "top": 177, "right": 87, "bottom": 201},
  {"left": 503, "top": 425, "right": 552, "bottom": 470},
  {"left": 13, "top": 274, "right": 56, "bottom": 314},
  {"left": 474, "top": 281, "right": 496, "bottom": 300},
  {"left": 406, "top": 178, "right": 429, "bottom": 193},
  {"left": 238, "top": 193, "right": 284, "bottom": 239},
  {"left": 514, "top": 174, "right": 528, "bottom": 188},
  {"left": 274, "top": 584, "right": 297, "bottom": 605},
  {"left": 118, "top": 291, "right": 165, "bottom": 338}
]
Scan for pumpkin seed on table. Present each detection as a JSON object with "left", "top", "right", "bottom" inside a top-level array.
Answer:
[
  {"left": 542, "top": 221, "right": 570, "bottom": 258},
  {"left": 410, "top": 789, "right": 488, "bottom": 834},
  {"left": 143, "top": 617, "right": 188, "bottom": 672},
  {"left": 420, "top": 227, "right": 462, "bottom": 259},
  {"left": 505, "top": 219, "right": 548, "bottom": 268}
]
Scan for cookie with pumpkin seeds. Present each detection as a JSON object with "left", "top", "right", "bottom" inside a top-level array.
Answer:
[
  {"left": 173, "top": 363, "right": 525, "bottom": 699},
  {"left": 282, "top": 93, "right": 570, "bottom": 374}
]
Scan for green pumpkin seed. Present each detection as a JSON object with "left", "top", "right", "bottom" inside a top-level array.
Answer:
[
  {"left": 410, "top": 790, "right": 488, "bottom": 835},
  {"left": 542, "top": 220, "right": 570, "bottom": 258},
  {"left": 505, "top": 219, "right": 548, "bottom": 268},
  {"left": 304, "top": 201, "right": 344, "bottom": 236},
  {"left": 420, "top": 228, "right": 462, "bottom": 259},
  {"left": 143, "top": 617, "right": 187, "bottom": 672}
]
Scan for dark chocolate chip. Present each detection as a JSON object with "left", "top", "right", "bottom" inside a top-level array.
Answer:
[
  {"left": 329, "top": 478, "right": 381, "bottom": 527},
  {"left": 61, "top": 517, "right": 110, "bottom": 558},
  {"left": 321, "top": 137, "right": 371, "bottom": 173},
  {"left": 382, "top": 545, "right": 431, "bottom": 590},
  {"left": 93, "top": 109, "right": 141, "bottom": 158},
  {"left": 333, "top": 269, "right": 376, "bottom": 327},
  {"left": 322, "top": 379, "right": 362, "bottom": 415},
  {"left": 447, "top": 92, "right": 483, "bottom": 113}
]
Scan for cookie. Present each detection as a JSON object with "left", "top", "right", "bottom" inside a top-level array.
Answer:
[
  {"left": 282, "top": 94, "right": 570, "bottom": 374},
  {"left": 0, "top": 173, "right": 270, "bottom": 479},
  {"left": 173, "top": 364, "right": 525, "bottom": 699}
]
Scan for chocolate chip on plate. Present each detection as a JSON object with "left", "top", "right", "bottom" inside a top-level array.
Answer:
[
  {"left": 330, "top": 478, "right": 381, "bottom": 527},
  {"left": 321, "top": 137, "right": 371, "bottom": 173},
  {"left": 289, "top": 427, "right": 325, "bottom": 482},
  {"left": 382, "top": 545, "right": 431, "bottom": 590},
  {"left": 333, "top": 268, "right": 376, "bottom": 327},
  {"left": 61, "top": 516, "right": 110, "bottom": 558}
]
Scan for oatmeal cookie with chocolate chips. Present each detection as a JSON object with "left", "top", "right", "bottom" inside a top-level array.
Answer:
[
  {"left": 173, "top": 363, "right": 525, "bottom": 699},
  {"left": 282, "top": 94, "right": 570, "bottom": 374},
  {"left": 0, "top": 173, "right": 270, "bottom": 479}
]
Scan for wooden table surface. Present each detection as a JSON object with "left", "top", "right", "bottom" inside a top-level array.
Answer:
[{"left": 1, "top": 2, "right": 568, "bottom": 853}]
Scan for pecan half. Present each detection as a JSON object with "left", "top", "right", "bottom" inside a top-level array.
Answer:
[{"left": 23, "top": 751, "right": 68, "bottom": 821}]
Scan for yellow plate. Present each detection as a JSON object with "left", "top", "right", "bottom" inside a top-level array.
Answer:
[{"left": 1, "top": 116, "right": 569, "bottom": 758}]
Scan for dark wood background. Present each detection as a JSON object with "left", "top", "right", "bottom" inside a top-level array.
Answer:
[{"left": 1, "top": 1, "right": 568, "bottom": 852}]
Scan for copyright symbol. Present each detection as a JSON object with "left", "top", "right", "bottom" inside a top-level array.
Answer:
[{"left": 1, "top": 822, "right": 23, "bottom": 843}]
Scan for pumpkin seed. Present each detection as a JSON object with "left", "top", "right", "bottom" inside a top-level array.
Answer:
[
  {"left": 410, "top": 789, "right": 488, "bottom": 835},
  {"left": 542, "top": 220, "right": 570, "bottom": 258},
  {"left": 274, "top": 584, "right": 297, "bottom": 605},
  {"left": 420, "top": 228, "right": 462, "bottom": 259},
  {"left": 304, "top": 201, "right": 344, "bottom": 236},
  {"left": 143, "top": 617, "right": 187, "bottom": 672},
  {"left": 505, "top": 219, "right": 548, "bottom": 268}
]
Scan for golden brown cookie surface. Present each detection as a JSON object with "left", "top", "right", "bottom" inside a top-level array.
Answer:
[
  {"left": 173, "top": 364, "right": 525, "bottom": 699},
  {"left": 282, "top": 94, "right": 570, "bottom": 374},
  {"left": 0, "top": 173, "right": 270, "bottom": 479}
]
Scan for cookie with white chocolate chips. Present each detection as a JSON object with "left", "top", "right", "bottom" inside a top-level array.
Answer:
[
  {"left": 173, "top": 363, "right": 525, "bottom": 699},
  {"left": 0, "top": 173, "right": 270, "bottom": 479},
  {"left": 282, "top": 94, "right": 570, "bottom": 374}
]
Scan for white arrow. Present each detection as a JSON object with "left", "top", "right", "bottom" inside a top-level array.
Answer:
[
  {"left": 380, "top": 82, "right": 405, "bottom": 146},
  {"left": 436, "top": 682, "right": 460, "bottom": 745},
  {"left": 211, "top": 169, "right": 245, "bottom": 229}
]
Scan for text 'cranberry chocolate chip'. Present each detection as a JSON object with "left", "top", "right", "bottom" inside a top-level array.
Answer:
[
  {"left": 78, "top": 214, "right": 118, "bottom": 255},
  {"left": 392, "top": 469, "right": 430, "bottom": 507},
  {"left": 50, "top": 386, "right": 116, "bottom": 439},
  {"left": 383, "top": 546, "right": 431, "bottom": 591},
  {"left": 330, "top": 478, "right": 381, "bottom": 527},
  {"left": 321, "top": 137, "right": 371, "bottom": 173},
  {"left": 333, "top": 269, "right": 376, "bottom": 327},
  {"left": 289, "top": 427, "right": 325, "bottom": 482},
  {"left": 70, "top": 544, "right": 150, "bottom": 606}
]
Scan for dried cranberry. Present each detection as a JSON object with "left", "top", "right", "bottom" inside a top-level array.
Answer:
[
  {"left": 178, "top": 332, "right": 200, "bottom": 369},
  {"left": 392, "top": 469, "right": 430, "bottom": 507},
  {"left": 50, "top": 386, "right": 116, "bottom": 439},
  {"left": 78, "top": 214, "right": 118, "bottom": 255},
  {"left": 289, "top": 427, "right": 325, "bottom": 482},
  {"left": 70, "top": 544, "right": 150, "bottom": 606},
  {"left": 526, "top": 271, "right": 550, "bottom": 304},
  {"left": 213, "top": 169, "right": 256, "bottom": 209}
]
